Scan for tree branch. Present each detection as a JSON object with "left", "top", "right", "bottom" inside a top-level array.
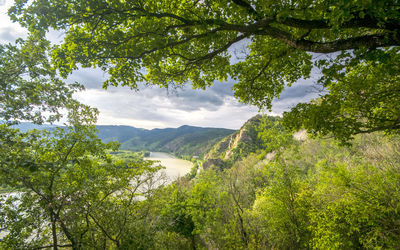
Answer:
[
  {"left": 358, "top": 123, "right": 400, "bottom": 134},
  {"left": 187, "top": 33, "right": 249, "bottom": 63},
  {"left": 89, "top": 213, "right": 119, "bottom": 246},
  {"left": 255, "top": 26, "right": 399, "bottom": 53},
  {"left": 231, "top": 0, "right": 260, "bottom": 20},
  {"left": 94, "top": 28, "right": 226, "bottom": 60},
  {"left": 280, "top": 15, "right": 400, "bottom": 31}
]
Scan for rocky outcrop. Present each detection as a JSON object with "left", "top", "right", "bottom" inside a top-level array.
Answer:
[
  {"left": 203, "top": 115, "right": 265, "bottom": 168},
  {"left": 223, "top": 115, "right": 262, "bottom": 160},
  {"left": 293, "top": 129, "right": 307, "bottom": 141}
]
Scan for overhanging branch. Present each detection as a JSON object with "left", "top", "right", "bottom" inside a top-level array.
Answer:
[
  {"left": 280, "top": 15, "right": 400, "bottom": 31},
  {"left": 255, "top": 26, "right": 400, "bottom": 53},
  {"left": 231, "top": 0, "right": 261, "bottom": 20}
]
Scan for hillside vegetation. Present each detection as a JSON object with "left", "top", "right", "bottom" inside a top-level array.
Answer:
[
  {"left": 3, "top": 113, "right": 400, "bottom": 249},
  {"left": 134, "top": 116, "right": 400, "bottom": 249},
  {"left": 98, "top": 125, "right": 235, "bottom": 157},
  {"left": 203, "top": 115, "right": 263, "bottom": 169}
]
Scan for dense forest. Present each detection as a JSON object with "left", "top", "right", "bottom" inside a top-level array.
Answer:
[
  {"left": 3, "top": 113, "right": 400, "bottom": 249},
  {"left": 1, "top": 0, "right": 400, "bottom": 249}
]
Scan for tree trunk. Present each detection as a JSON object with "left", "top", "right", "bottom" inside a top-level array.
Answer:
[
  {"left": 191, "top": 234, "right": 196, "bottom": 250},
  {"left": 50, "top": 212, "right": 58, "bottom": 250}
]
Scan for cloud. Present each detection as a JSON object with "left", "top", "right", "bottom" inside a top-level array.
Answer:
[
  {"left": 269, "top": 67, "right": 325, "bottom": 114},
  {"left": 45, "top": 57, "right": 260, "bottom": 129},
  {"left": 0, "top": 1, "right": 27, "bottom": 44},
  {"left": 46, "top": 29, "right": 66, "bottom": 44},
  {"left": 0, "top": 27, "right": 25, "bottom": 43},
  {"left": 69, "top": 65, "right": 324, "bottom": 129},
  {"left": 159, "top": 81, "right": 235, "bottom": 112},
  {"left": 0, "top": 1, "right": 324, "bottom": 130},
  {"left": 74, "top": 85, "right": 260, "bottom": 129},
  {"left": 67, "top": 68, "right": 109, "bottom": 89}
]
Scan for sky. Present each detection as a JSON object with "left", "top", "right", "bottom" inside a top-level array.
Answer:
[{"left": 0, "top": 0, "right": 320, "bottom": 130}]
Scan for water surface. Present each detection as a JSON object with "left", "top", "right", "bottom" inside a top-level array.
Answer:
[{"left": 145, "top": 152, "right": 193, "bottom": 180}]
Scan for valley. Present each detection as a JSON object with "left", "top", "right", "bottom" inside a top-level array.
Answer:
[
  {"left": 14, "top": 122, "right": 236, "bottom": 158},
  {"left": 2, "top": 1, "right": 400, "bottom": 248},
  {"left": 3, "top": 114, "right": 400, "bottom": 249},
  {"left": 145, "top": 152, "right": 193, "bottom": 180}
]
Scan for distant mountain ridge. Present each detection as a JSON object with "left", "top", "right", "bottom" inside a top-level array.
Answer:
[
  {"left": 12, "top": 122, "right": 235, "bottom": 157},
  {"left": 8, "top": 122, "right": 57, "bottom": 131},
  {"left": 112, "top": 125, "right": 235, "bottom": 157}
]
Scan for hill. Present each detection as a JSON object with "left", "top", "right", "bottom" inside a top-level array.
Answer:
[
  {"left": 111, "top": 125, "right": 235, "bottom": 157},
  {"left": 95, "top": 125, "right": 145, "bottom": 143},
  {"left": 12, "top": 122, "right": 235, "bottom": 157},
  {"left": 202, "top": 114, "right": 267, "bottom": 169},
  {"left": 11, "top": 122, "right": 57, "bottom": 131}
]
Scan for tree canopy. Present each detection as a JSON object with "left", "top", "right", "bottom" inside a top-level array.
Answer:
[
  {"left": 9, "top": 0, "right": 400, "bottom": 141},
  {"left": 1, "top": 20, "right": 400, "bottom": 248},
  {"left": 0, "top": 36, "right": 165, "bottom": 249},
  {"left": 0, "top": 33, "right": 83, "bottom": 124}
]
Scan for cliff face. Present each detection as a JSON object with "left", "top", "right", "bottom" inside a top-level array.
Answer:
[
  {"left": 223, "top": 117, "right": 259, "bottom": 160},
  {"left": 203, "top": 115, "right": 265, "bottom": 169}
]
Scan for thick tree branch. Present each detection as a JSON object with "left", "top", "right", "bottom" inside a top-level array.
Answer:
[
  {"left": 255, "top": 26, "right": 400, "bottom": 53},
  {"left": 358, "top": 123, "right": 400, "bottom": 134},
  {"left": 187, "top": 33, "right": 249, "bottom": 63},
  {"left": 89, "top": 213, "right": 119, "bottom": 246},
  {"left": 55, "top": 4, "right": 400, "bottom": 68},
  {"left": 75, "top": 4, "right": 400, "bottom": 57},
  {"left": 54, "top": 213, "right": 77, "bottom": 248},
  {"left": 280, "top": 15, "right": 400, "bottom": 31},
  {"left": 231, "top": 0, "right": 260, "bottom": 20},
  {"left": 94, "top": 28, "right": 226, "bottom": 60}
]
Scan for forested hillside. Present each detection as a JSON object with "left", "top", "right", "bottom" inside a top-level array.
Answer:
[
  {"left": 3, "top": 112, "right": 400, "bottom": 248},
  {"left": 114, "top": 125, "right": 235, "bottom": 157},
  {"left": 13, "top": 122, "right": 235, "bottom": 157},
  {"left": 129, "top": 117, "right": 400, "bottom": 249}
]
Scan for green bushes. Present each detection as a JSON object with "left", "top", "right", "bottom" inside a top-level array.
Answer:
[{"left": 143, "top": 132, "right": 400, "bottom": 249}]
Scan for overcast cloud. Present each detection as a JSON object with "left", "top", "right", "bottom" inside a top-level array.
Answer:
[{"left": 1, "top": 1, "right": 321, "bottom": 130}]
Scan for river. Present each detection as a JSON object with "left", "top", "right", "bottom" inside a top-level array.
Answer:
[
  {"left": 145, "top": 152, "right": 193, "bottom": 180},
  {"left": 0, "top": 152, "right": 192, "bottom": 240}
]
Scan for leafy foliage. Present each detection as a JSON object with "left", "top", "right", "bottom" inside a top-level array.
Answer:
[
  {"left": 283, "top": 47, "right": 400, "bottom": 143},
  {"left": 9, "top": 0, "right": 400, "bottom": 140},
  {"left": 0, "top": 33, "right": 82, "bottom": 124},
  {"left": 2, "top": 2, "right": 400, "bottom": 248},
  {"left": 0, "top": 36, "right": 165, "bottom": 249},
  {"left": 122, "top": 122, "right": 400, "bottom": 249},
  {"left": 0, "top": 124, "right": 163, "bottom": 249},
  {"left": 257, "top": 115, "right": 293, "bottom": 152}
]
